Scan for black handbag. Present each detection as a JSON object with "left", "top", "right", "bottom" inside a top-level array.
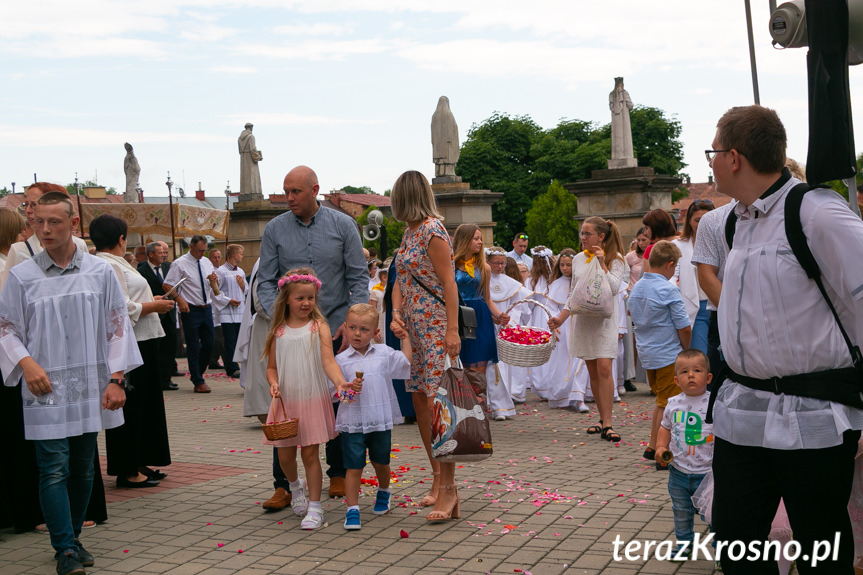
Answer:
[{"left": 410, "top": 272, "right": 477, "bottom": 340}]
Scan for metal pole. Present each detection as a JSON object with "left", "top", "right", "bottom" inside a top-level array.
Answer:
[
  {"left": 745, "top": 0, "right": 761, "bottom": 104},
  {"left": 167, "top": 173, "right": 178, "bottom": 259}
]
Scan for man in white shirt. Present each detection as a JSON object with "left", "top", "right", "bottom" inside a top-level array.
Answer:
[
  {"left": 0, "top": 192, "right": 140, "bottom": 575},
  {"left": 708, "top": 105, "right": 863, "bottom": 573},
  {"left": 505, "top": 232, "right": 533, "bottom": 271},
  {"left": 214, "top": 244, "right": 245, "bottom": 378},
  {"left": 163, "top": 235, "right": 219, "bottom": 393}
]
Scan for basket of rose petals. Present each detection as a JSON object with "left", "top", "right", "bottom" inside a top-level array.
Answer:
[{"left": 496, "top": 298, "right": 556, "bottom": 367}]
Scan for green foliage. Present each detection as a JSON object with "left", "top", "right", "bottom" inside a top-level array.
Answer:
[
  {"left": 824, "top": 153, "right": 863, "bottom": 200},
  {"left": 342, "top": 185, "right": 375, "bottom": 195},
  {"left": 356, "top": 204, "right": 404, "bottom": 260},
  {"left": 457, "top": 107, "right": 686, "bottom": 245},
  {"left": 672, "top": 185, "right": 690, "bottom": 204},
  {"left": 0, "top": 187, "right": 11, "bottom": 197},
  {"left": 65, "top": 180, "right": 118, "bottom": 195},
  {"left": 525, "top": 181, "right": 581, "bottom": 252}
]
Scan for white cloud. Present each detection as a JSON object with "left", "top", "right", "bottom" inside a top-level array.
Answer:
[
  {"left": 180, "top": 25, "right": 238, "bottom": 43},
  {"left": 221, "top": 113, "right": 383, "bottom": 126},
  {"left": 211, "top": 65, "right": 258, "bottom": 74},
  {"left": 0, "top": 126, "right": 231, "bottom": 147},
  {"left": 273, "top": 22, "right": 354, "bottom": 36},
  {"left": 237, "top": 39, "right": 394, "bottom": 60}
]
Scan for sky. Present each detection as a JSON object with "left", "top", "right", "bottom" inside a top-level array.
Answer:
[{"left": 2, "top": 1, "right": 862, "bottom": 200}]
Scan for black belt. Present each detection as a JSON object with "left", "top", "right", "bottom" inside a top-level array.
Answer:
[
  {"left": 706, "top": 365, "right": 863, "bottom": 423},
  {"left": 188, "top": 304, "right": 211, "bottom": 309}
]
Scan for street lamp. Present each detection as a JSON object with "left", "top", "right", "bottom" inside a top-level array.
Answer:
[
  {"left": 166, "top": 172, "right": 177, "bottom": 259},
  {"left": 225, "top": 180, "right": 231, "bottom": 211}
]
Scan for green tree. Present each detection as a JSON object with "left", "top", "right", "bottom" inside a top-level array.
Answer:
[
  {"left": 824, "top": 153, "right": 863, "bottom": 200},
  {"left": 342, "top": 185, "right": 375, "bottom": 195},
  {"left": 457, "top": 107, "right": 686, "bottom": 246},
  {"left": 66, "top": 180, "right": 118, "bottom": 195},
  {"left": 0, "top": 187, "right": 11, "bottom": 198},
  {"left": 525, "top": 180, "right": 581, "bottom": 252},
  {"left": 356, "top": 205, "right": 404, "bottom": 260}
]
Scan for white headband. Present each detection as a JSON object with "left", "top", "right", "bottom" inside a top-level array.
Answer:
[{"left": 531, "top": 247, "right": 553, "bottom": 260}]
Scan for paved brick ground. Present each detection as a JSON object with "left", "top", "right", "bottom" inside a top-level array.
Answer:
[{"left": 0, "top": 362, "right": 719, "bottom": 575}]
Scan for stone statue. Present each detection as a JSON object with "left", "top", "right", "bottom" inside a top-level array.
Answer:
[
  {"left": 123, "top": 142, "right": 141, "bottom": 203},
  {"left": 431, "top": 96, "right": 461, "bottom": 182},
  {"left": 238, "top": 123, "right": 263, "bottom": 200},
  {"left": 607, "top": 77, "right": 638, "bottom": 169}
]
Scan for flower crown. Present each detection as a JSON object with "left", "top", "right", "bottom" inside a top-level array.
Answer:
[
  {"left": 278, "top": 274, "right": 322, "bottom": 291},
  {"left": 484, "top": 247, "right": 505, "bottom": 256},
  {"left": 531, "top": 247, "right": 553, "bottom": 259}
]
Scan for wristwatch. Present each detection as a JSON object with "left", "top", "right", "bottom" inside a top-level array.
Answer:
[{"left": 109, "top": 378, "right": 126, "bottom": 389}]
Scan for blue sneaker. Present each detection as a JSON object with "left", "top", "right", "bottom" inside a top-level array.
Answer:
[
  {"left": 56, "top": 549, "right": 85, "bottom": 575},
  {"left": 372, "top": 490, "right": 391, "bottom": 515},
  {"left": 344, "top": 508, "right": 361, "bottom": 530},
  {"left": 74, "top": 540, "right": 94, "bottom": 567}
]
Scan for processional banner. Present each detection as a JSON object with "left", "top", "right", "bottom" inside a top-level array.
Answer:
[{"left": 80, "top": 203, "right": 228, "bottom": 239}]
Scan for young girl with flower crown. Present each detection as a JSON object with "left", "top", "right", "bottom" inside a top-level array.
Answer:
[
  {"left": 263, "top": 268, "right": 356, "bottom": 530},
  {"left": 523, "top": 245, "right": 554, "bottom": 401}
]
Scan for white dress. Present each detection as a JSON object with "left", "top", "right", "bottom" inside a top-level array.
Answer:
[
  {"left": 539, "top": 276, "right": 577, "bottom": 408},
  {"left": 487, "top": 273, "right": 532, "bottom": 416},
  {"left": 524, "top": 276, "right": 549, "bottom": 399},
  {"left": 262, "top": 320, "right": 337, "bottom": 448},
  {"left": 568, "top": 253, "right": 627, "bottom": 360}
]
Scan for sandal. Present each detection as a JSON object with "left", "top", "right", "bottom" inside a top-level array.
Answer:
[
  {"left": 426, "top": 485, "right": 460, "bottom": 523},
  {"left": 300, "top": 508, "right": 324, "bottom": 530},
  {"left": 601, "top": 426, "right": 621, "bottom": 442},
  {"left": 642, "top": 447, "right": 656, "bottom": 460},
  {"left": 290, "top": 479, "right": 308, "bottom": 517},
  {"left": 586, "top": 420, "right": 603, "bottom": 434},
  {"left": 420, "top": 472, "right": 440, "bottom": 507}
]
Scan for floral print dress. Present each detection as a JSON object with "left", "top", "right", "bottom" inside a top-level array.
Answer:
[{"left": 394, "top": 218, "right": 453, "bottom": 396}]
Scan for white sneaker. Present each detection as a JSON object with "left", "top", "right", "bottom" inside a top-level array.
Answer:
[
  {"left": 576, "top": 401, "right": 589, "bottom": 413},
  {"left": 494, "top": 414, "right": 507, "bottom": 421},
  {"left": 617, "top": 385, "right": 626, "bottom": 396}
]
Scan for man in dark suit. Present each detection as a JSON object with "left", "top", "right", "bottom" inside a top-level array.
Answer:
[{"left": 138, "top": 241, "right": 179, "bottom": 391}]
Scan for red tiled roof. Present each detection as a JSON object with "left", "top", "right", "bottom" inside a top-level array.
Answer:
[{"left": 672, "top": 182, "right": 734, "bottom": 215}]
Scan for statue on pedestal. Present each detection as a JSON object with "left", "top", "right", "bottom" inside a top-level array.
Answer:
[
  {"left": 607, "top": 77, "right": 638, "bottom": 169},
  {"left": 238, "top": 123, "right": 263, "bottom": 200},
  {"left": 123, "top": 142, "right": 141, "bottom": 203},
  {"left": 431, "top": 96, "right": 461, "bottom": 182}
]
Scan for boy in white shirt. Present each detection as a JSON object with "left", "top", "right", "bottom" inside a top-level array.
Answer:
[
  {"left": 335, "top": 304, "right": 411, "bottom": 530},
  {"left": 656, "top": 349, "right": 714, "bottom": 561}
]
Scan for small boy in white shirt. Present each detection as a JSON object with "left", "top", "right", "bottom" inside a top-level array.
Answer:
[
  {"left": 335, "top": 303, "right": 411, "bottom": 530},
  {"left": 656, "top": 348, "right": 714, "bottom": 560}
]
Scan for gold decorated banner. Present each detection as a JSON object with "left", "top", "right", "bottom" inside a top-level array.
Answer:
[
  {"left": 175, "top": 203, "right": 228, "bottom": 239},
  {"left": 80, "top": 203, "right": 228, "bottom": 239}
]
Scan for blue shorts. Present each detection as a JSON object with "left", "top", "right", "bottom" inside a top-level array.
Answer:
[{"left": 340, "top": 430, "right": 392, "bottom": 469}]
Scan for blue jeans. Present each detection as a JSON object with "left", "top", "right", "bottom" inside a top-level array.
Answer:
[
  {"left": 180, "top": 306, "right": 214, "bottom": 387},
  {"left": 33, "top": 433, "right": 98, "bottom": 558},
  {"left": 667, "top": 465, "right": 707, "bottom": 543},
  {"left": 690, "top": 301, "right": 710, "bottom": 354}
]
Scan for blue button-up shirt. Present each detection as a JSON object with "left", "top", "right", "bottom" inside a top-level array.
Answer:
[
  {"left": 258, "top": 203, "right": 368, "bottom": 329},
  {"left": 628, "top": 272, "right": 690, "bottom": 370}
]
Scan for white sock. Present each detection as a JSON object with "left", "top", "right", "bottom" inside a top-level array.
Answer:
[
  {"left": 289, "top": 479, "right": 303, "bottom": 492},
  {"left": 308, "top": 500, "right": 322, "bottom": 513},
  {"left": 347, "top": 505, "right": 360, "bottom": 512},
  {"left": 378, "top": 487, "right": 391, "bottom": 493}
]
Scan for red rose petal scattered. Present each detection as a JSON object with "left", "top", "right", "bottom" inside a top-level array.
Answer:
[{"left": 399, "top": 529, "right": 409, "bottom": 538}]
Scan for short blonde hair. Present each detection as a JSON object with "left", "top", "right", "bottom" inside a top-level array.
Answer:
[
  {"left": 347, "top": 303, "right": 379, "bottom": 325},
  {"left": 226, "top": 243, "right": 244, "bottom": 259},
  {"left": 390, "top": 170, "right": 443, "bottom": 223},
  {"left": 647, "top": 240, "right": 681, "bottom": 268}
]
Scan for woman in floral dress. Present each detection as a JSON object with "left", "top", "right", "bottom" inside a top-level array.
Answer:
[{"left": 389, "top": 170, "right": 462, "bottom": 522}]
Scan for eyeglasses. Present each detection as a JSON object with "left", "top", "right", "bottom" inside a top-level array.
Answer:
[
  {"left": 20, "top": 202, "right": 37, "bottom": 210},
  {"left": 705, "top": 149, "right": 747, "bottom": 162},
  {"left": 580, "top": 231, "right": 596, "bottom": 238}
]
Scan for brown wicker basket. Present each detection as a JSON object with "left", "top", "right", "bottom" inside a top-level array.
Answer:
[
  {"left": 261, "top": 397, "right": 299, "bottom": 441},
  {"left": 496, "top": 298, "right": 557, "bottom": 368}
]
